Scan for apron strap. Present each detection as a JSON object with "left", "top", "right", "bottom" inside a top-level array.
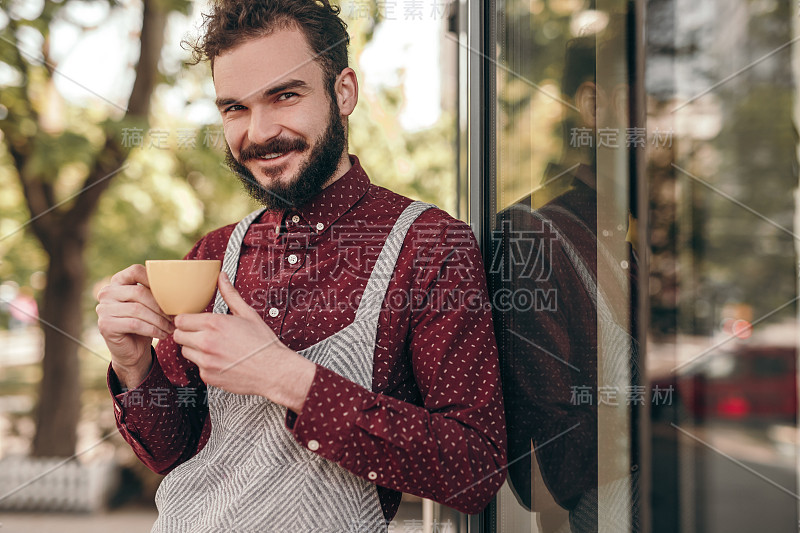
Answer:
[
  {"left": 213, "top": 207, "right": 267, "bottom": 315},
  {"left": 353, "top": 201, "right": 435, "bottom": 327}
]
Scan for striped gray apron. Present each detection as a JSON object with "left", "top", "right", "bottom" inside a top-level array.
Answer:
[{"left": 152, "top": 201, "right": 434, "bottom": 533}]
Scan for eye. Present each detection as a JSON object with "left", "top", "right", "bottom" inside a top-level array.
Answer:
[
  {"left": 278, "top": 92, "right": 298, "bottom": 101},
  {"left": 224, "top": 104, "right": 245, "bottom": 113}
]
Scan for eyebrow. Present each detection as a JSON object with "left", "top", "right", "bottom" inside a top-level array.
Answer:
[{"left": 215, "top": 79, "right": 312, "bottom": 109}]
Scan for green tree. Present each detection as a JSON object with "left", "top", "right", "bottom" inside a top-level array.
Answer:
[{"left": 0, "top": 0, "right": 188, "bottom": 457}]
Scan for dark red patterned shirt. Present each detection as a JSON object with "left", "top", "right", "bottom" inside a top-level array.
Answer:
[{"left": 107, "top": 155, "right": 507, "bottom": 520}]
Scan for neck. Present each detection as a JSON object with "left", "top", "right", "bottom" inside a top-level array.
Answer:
[{"left": 323, "top": 151, "right": 352, "bottom": 189}]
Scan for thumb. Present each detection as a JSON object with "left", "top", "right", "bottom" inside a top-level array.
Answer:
[{"left": 218, "top": 272, "right": 256, "bottom": 318}]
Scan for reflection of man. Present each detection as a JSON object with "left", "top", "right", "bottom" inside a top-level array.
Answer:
[
  {"left": 490, "top": 34, "right": 639, "bottom": 532},
  {"left": 95, "top": 1, "right": 506, "bottom": 530}
]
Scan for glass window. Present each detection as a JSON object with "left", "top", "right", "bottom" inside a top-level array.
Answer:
[
  {"left": 484, "top": 1, "right": 642, "bottom": 531},
  {"left": 472, "top": 0, "right": 800, "bottom": 531},
  {"left": 646, "top": 0, "right": 799, "bottom": 532}
]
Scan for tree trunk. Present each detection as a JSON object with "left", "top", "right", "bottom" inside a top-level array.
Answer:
[
  {"left": 31, "top": 231, "right": 87, "bottom": 457},
  {"left": 20, "top": 0, "right": 168, "bottom": 458}
]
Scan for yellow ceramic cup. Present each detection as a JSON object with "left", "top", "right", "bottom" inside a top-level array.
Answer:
[{"left": 145, "top": 260, "right": 222, "bottom": 315}]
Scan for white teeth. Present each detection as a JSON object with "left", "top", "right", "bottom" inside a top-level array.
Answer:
[{"left": 261, "top": 153, "right": 284, "bottom": 160}]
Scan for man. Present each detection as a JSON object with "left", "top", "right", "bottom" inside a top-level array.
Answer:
[{"left": 96, "top": 1, "right": 506, "bottom": 531}]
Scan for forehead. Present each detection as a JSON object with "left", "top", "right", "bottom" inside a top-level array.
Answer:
[{"left": 212, "top": 27, "right": 324, "bottom": 97}]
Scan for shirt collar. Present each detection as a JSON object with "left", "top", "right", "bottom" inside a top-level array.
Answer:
[
  {"left": 290, "top": 154, "right": 370, "bottom": 234},
  {"left": 255, "top": 154, "right": 370, "bottom": 237}
]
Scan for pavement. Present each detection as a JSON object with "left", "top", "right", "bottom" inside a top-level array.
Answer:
[
  {"left": 0, "top": 508, "right": 159, "bottom": 533},
  {"left": 0, "top": 500, "right": 457, "bottom": 533}
]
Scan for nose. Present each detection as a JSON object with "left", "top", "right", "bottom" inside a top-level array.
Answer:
[{"left": 247, "top": 106, "right": 282, "bottom": 145}]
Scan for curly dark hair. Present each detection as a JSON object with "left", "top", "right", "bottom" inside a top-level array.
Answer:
[{"left": 185, "top": 0, "right": 350, "bottom": 94}]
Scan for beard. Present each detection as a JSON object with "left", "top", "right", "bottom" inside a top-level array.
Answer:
[{"left": 225, "top": 98, "right": 347, "bottom": 211}]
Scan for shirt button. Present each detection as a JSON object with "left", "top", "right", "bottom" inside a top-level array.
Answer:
[
  {"left": 367, "top": 471, "right": 377, "bottom": 480},
  {"left": 268, "top": 307, "right": 279, "bottom": 318},
  {"left": 621, "top": 260, "right": 629, "bottom": 269},
  {"left": 287, "top": 254, "right": 298, "bottom": 265},
  {"left": 308, "top": 440, "right": 320, "bottom": 451},
  {"left": 291, "top": 215, "right": 300, "bottom": 224},
  {"left": 316, "top": 222, "right": 324, "bottom": 231}
]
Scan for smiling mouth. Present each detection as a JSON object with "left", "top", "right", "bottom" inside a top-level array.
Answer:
[{"left": 256, "top": 150, "right": 295, "bottom": 163}]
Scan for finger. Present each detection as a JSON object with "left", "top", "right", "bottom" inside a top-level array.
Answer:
[
  {"left": 218, "top": 272, "right": 257, "bottom": 318},
  {"left": 99, "top": 284, "right": 173, "bottom": 322},
  {"left": 180, "top": 345, "right": 204, "bottom": 367},
  {"left": 174, "top": 312, "right": 217, "bottom": 332},
  {"left": 98, "top": 313, "right": 172, "bottom": 341},
  {"left": 109, "top": 264, "right": 150, "bottom": 288},
  {"left": 177, "top": 339, "right": 216, "bottom": 376},
  {"left": 101, "top": 301, "right": 175, "bottom": 337},
  {"left": 98, "top": 305, "right": 172, "bottom": 340},
  {"left": 173, "top": 327, "right": 213, "bottom": 352},
  {"left": 173, "top": 325, "right": 194, "bottom": 347}
]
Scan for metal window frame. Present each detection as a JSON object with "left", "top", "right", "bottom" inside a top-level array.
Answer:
[{"left": 464, "top": 0, "right": 496, "bottom": 530}]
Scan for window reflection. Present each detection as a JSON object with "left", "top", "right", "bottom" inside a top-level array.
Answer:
[
  {"left": 481, "top": 0, "right": 800, "bottom": 531},
  {"left": 489, "top": 2, "right": 640, "bottom": 531}
]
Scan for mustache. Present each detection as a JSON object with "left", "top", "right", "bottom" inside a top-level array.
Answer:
[{"left": 239, "top": 137, "right": 309, "bottom": 162}]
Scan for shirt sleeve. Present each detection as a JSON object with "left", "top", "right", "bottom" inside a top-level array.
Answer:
[
  {"left": 286, "top": 217, "right": 508, "bottom": 515},
  {"left": 108, "top": 348, "right": 209, "bottom": 475}
]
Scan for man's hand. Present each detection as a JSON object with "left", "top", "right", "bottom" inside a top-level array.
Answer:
[
  {"left": 174, "top": 272, "right": 316, "bottom": 413},
  {"left": 97, "top": 264, "right": 173, "bottom": 389}
]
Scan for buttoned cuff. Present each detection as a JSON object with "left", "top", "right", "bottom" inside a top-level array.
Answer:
[
  {"left": 107, "top": 348, "right": 182, "bottom": 439},
  {"left": 286, "top": 364, "right": 369, "bottom": 462}
]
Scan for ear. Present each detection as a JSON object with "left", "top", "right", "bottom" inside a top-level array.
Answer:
[
  {"left": 334, "top": 67, "right": 358, "bottom": 117},
  {"left": 575, "top": 80, "right": 598, "bottom": 129}
]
